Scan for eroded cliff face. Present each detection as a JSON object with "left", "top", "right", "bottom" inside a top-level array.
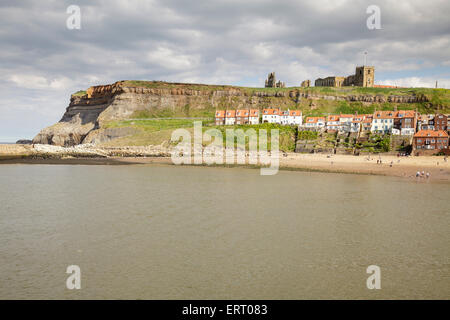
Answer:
[{"left": 33, "top": 81, "right": 429, "bottom": 146}]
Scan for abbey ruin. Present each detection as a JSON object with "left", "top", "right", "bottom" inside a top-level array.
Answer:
[
  {"left": 315, "top": 66, "right": 375, "bottom": 87},
  {"left": 265, "top": 72, "right": 285, "bottom": 88}
]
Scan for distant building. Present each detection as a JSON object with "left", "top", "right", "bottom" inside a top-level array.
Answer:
[
  {"left": 262, "top": 108, "right": 280, "bottom": 123},
  {"left": 371, "top": 111, "right": 395, "bottom": 134},
  {"left": 280, "top": 110, "right": 302, "bottom": 125},
  {"left": 249, "top": 109, "right": 260, "bottom": 125},
  {"left": 413, "top": 130, "right": 449, "bottom": 154},
  {"left": 315, "top": 65, "right": 375, "bottom": 87},
  {"left": 304, "top": 117, "right": 326, "bottom": 130},
  {"left": 435, "top": 113, "right": 448, "bottom": 132},
  {"left": 315, "top": 76, "right": 345, "bottom": 88},
  {"left": 418, "top": 114, "right": 435, "bottom": 131},
  {"left": 235, "top": 109, "right": 249, "bottom": 125},
  {"left": 301, "top": 80, "right": 311, "bottom": 87},
  {"left": 215, "top": 110, "right": 225, "bottom": 125},
  {"left": 225, "top": 110, "right": 236, "bottom": 125},
  {"left": 265, "top": 72, "right": 285, "bottom": 88},
  {"left": 393, "top": 110, "right": 417, "bottom": 135},
  {"left": 339, "top": 114, "right": 354, "bottom": 133},
  {"left": 326, "top": 115, "right": 340, "bottom": 131},
  {"left": 288, "top": 110, "right": 302, "bottom": 126},
  {"left": 361, "top": 114, "right": 373, "bottom": 132},
  {"left": 351, "top": 115, "right": 365, "bottom": 133}
]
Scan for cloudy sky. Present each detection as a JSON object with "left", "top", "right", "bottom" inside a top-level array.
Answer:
[{"left": 0, "top": 0, "right": 449, "bottom": 141}]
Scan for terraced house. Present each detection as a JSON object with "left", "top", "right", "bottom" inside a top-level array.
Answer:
[
  {"left": 326, "top": 115, "right": 340, "bottom": 132},
  {"left": 235, "top": 109, "right": 250, "bottom": 125},
  {"left": 225, "top": 110, "right": 236, "bottom": 125},
  {"left": 393, "top": 110, "right": 417, "bottom": 135},
  {"left": 262, "top": 108, "right": 280, "bottom": 124},
  {"left": 303, "top": 117, "right": 326, "bottom": 130},
  {"left": 215, "top": 110, "right": 225, "bottom": 125},
  {"left": 413, "top": 130, "right": 449, "bottom": 155},
  {"left": 371, "top": 111, "right": 395, "bottom": 134}
]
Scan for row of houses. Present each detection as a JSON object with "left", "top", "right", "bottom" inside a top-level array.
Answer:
[
  {"left": 302, "top": 111, "right": 450, "bottom": 154},
  {"left": 303, "top": 110, "right": 419, "bottom": 135},
  {"left": 215, "top": 109, "right": 302, "bottom": 126},
  {"left": 216, "top": 109, "right": 450, "bottom": 136},
  {"left": 303, "top": 111, "right": 450, "bottom": 136},
  {"left": 215, "top": 108, "right": 449, "bottom": 154}
]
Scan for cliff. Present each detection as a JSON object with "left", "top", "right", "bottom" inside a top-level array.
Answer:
[{"left": 33, "top": 80, "right": 449, "bottom": 146}]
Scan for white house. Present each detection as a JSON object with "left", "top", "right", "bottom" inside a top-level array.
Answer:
[
  {"left": 304, "top": 117, "right": 326, "bottom": 129},
  {"left": 350, "top": 115, "right": 364, "bottom": 133},
  {"left": 326, "top": 115, "right": 340, "bottom": 131},
  {"left": 371, "top": 111, "right": 395, "bottom": 134},
  {"left": 339, "top": 114, "right": 353, "bottom": 133},
  {"left": 249, "top": 109, "right": 260, "bottom": 124},
  {"left": 288, "top": 110, "right": 302, "bottom": 126},
  {"left": 262, "top": 108, "right": 280, "bottom": 124},
  {"left": 280, "top": 110, "right": 289, "bottom": 125},
  {"left": 225, "top": 110, "right": 236, "bottom": 125}
]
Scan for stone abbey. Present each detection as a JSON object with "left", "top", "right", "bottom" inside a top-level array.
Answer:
[
  {"left": 315, "top": 66, "right": 375, "bottom": 88},
  {"left": 264, "top": 72, "right": 286, "bottom": 88}
]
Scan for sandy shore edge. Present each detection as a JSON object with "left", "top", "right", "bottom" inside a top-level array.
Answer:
[{"left": 1, "top": 152, "right": 449, "bottom": 182}]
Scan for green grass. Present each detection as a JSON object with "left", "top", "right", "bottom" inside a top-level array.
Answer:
[
  {"left": 205, "top": 123, "right": 297, "bottom": 152},
  {"left": 71, "top": 90, "right": 87, "bottom": 97},
  {"left": 101, "top": 119, "right": 297, "bottom": 151},
  {"left": 104, "top": 119, "right": 212, "bottom": 131}
]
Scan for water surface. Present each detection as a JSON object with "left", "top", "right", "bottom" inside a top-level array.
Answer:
[{"left": 0, "top": 164, "right": 448, "bottom": 299}]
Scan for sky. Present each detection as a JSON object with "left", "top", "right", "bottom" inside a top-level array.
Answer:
[{"left": 0, "top": 0, "right": 449, "bottom": 141}]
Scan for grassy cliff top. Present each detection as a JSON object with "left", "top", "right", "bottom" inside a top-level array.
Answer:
[
  {"left": 120, "top": 80, "right": 449, "bottom": 97},
  {"left": 72, "top": 80, "right": 450, "bottom": 100}
]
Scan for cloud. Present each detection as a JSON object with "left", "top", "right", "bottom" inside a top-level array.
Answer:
[
  {"left": 9, "top": 74, "right": 74, "bottom": 90},
  {"left": 147, "top": 47, "right": 200, "bottom": 70},
  {"left": 378, "top": 77, "right": 450, "bottom": 89}
]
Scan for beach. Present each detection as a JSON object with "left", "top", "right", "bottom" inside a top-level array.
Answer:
[{"left": 1, "top": 144, "right": 449, "bottom": 182}]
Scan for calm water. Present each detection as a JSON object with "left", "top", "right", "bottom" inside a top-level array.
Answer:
[{"left": 0, "top": 164, "right": 449, "bottom": 299}]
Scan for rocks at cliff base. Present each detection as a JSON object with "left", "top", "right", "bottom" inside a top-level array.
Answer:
[{"left": 83, "top": 127, "right": 139, "bottom": 144}]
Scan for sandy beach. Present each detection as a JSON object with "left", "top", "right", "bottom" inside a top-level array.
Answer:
[{"left": 2, "top": 144, "right": 449, "bottom": 182}]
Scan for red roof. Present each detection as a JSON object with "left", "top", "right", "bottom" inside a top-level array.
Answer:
[
  {"left": 249, "top": 109, "right": 259, "bottom": 117},
  {"left": 215, "top": 110, "right": 225, "bottom": 118},
  {"left": 395, "top": 110, "right": 416, "bottom": 118},
  {"left": 225, "top": 110, "right": 236, "bottom": 118},
  {"left": 327, "top": 115, "right": 339, "bottom": 122},
  {"left": 374, "top": 111, "right": 395, "bottom": 119},
  {"left": 289, "top": 110, "right": 301, "bottom": 116},
  {"left": 414, "top": 130, "right": 448, "bottom": 138},
  {"left": 236, "top": 109, "right": 249, "bottom": 117},
  {"left": 306, "top": 117, "right": 325, "bottom": 123}
]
